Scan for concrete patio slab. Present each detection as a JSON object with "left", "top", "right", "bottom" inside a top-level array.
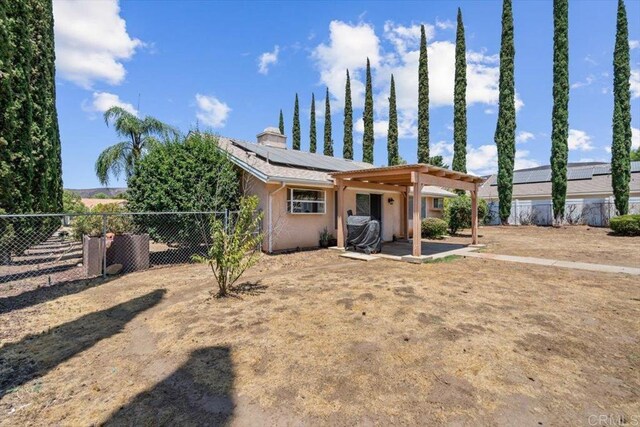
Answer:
[{"left": 339, "top": 252, "right": 379, "bottom": 262}]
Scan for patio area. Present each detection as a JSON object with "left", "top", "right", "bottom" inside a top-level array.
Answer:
[{"left": 338, "top": 239, "right": 476, "bottom": 263}]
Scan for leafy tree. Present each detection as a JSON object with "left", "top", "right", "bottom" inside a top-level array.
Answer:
[
  {"left": 418, "top": 25, "right": 430, "bottom": 163},
  {"left": 631, "top": 147, "right": 640, "bottom": 162},
  {"left": 550, "top": 0, "right": 569, "bottom": 225},
  {"left": 494, "top": 0, "right": 517, "bottom": 224},
  {"left": 444, "top": 195, "right": 489, "bottom": 235},
  {"left": 309, "top": 93, "right": 317, "bottom": 153},
  {"left": 428, "top": 156, "right": 449, "bottom": 169},
  {"left": 279, "top": 109, "right": 284, "bottom": 135},
  {"left": 387, "top": 74, "right": 399, "bottom": 166},
  {"left": 192, "top": 196, "right": 264, "bottom": 298},
  {"left": 343, "top": 70, "right": 353, "bottom": 160},
  {"left": 127, "top": 132, "right": 240, "bottom": 244},
  {"left": 363, "top": 58, "right": 374, "bottom": 163},
  {"left": 611, "top": 0, "right": 632, "bottom": 215},
  {"left": 62, "top": 190, "right": 87, "bottom": 214},
  {"left": 452, "top": 8, "right": 467, "bottom": 174},
  {"left": 324, "top": 87, "right": 333, "bottom": 156},
  {"left": 96, "top": 106, "right": 178, "bottom": 185},
  {"left": 292, "top": 94, "right": 300, "bottom": 150}
]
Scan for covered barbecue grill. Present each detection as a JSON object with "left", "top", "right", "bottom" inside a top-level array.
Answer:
[{"left": 346, "top": 215, "right": 382, "bottom": 254}]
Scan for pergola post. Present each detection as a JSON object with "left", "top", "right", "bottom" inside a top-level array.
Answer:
[
  {"left": 411, "top": 172, "right": 422, "bottom": 257},
  {"left": 336, "top": 178, "right": 345, "bottom": 249},
  {"left": 405, "top": 186, "right": 411, "bottom": 240},
  {"left": 471, "top": 185, "right": 478, "bottom": 245}
]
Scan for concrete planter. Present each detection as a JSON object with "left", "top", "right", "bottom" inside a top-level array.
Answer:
[{"left": 83, "top": 233, "right": 150, "bottom": 276}]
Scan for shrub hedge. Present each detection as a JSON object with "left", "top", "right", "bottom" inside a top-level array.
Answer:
[
  {"left": 443, "top": 195, "right": 489, "bottom": 235},
  {"left": 609, "top": 214, "right": 640, "bottom": 236},
  {"left": 421, "top": 217, "right": 448, "bottom": 238}
]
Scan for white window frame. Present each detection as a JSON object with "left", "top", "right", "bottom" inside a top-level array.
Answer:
[
  {"left": 432, "top": 197, "right": 444, "bottom": 210},
  {"left": 287, "top": 188, "right": 326, "bottom": 214}
]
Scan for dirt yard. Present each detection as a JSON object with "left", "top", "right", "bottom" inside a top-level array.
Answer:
[
  {"left": 0, "top": 228, "right": 639, "bottom": 425},
  {"left": 447, "top": 225, "right": 640, "bottom": 268}
]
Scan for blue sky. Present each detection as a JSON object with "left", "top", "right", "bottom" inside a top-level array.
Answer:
[{"left": 53, "top": 0, "right": 640, "bottom": 189}]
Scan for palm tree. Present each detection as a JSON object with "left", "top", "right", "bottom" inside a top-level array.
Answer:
[{"left": 95, "top": 107, "right": 179, "bottom": 185}]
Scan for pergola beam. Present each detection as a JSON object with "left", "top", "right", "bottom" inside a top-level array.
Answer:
[
  {"left": 419, "top": 173, "right": 476, "bottom": 192},
  {"left": 340, "top": 179, "right": 406, "bottom": 193}
]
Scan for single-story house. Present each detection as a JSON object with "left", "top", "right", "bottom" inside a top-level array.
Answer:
[
  {"left": 479, "top": 162, "right": 640, "bottom": 225},
  {"left": 217, "top": 127, "right": 483, "bottom": 257}
]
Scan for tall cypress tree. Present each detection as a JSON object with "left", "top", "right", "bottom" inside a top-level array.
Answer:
[
  {"left": 292, "top": 93, "right": 300, "bottom": 150},
  {"left": 494, "top": 0, "right": 517, "bottom": 224},
  {"left": 611, "top": 0, "right": 632, "bottom": 216},
  {"left": 550, "top": 0, "right": 569, "bottom": 224},
  {"left": 387, "top": 75, "right": 398, "bottom": 166},
  {"left": 323, "top": 87, "right": 333, "bottom": 156},
  {"left": 417, "top": 24, "right": 430, "bottom": 163},
  {"left": 0, "top": 2, "right": 16, "bottom": 211},
  {"left": 309, "top": 93, "right": 317, "bottom": 153},
  {"left": 363, "top": 58, "right": 374, "bottom": 164},
  {"left": 278, "top": 109, "right": 284, "bottom": 135},
  {"left": 452, "top": 8, "right": 467, "bottom": 174},
  {"left": 343, "top": 69, "right": 353, "bottom": 160}
]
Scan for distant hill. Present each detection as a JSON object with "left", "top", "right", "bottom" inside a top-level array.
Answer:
[{"left": 66, "top": 188, "right": 127, "bottom": 198}]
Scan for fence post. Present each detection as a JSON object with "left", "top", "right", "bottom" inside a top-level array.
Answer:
[
  {"left": 102, "top": 214, "right": 107, "bottom": 279},
  {"left": 224, "top": 209, "right": 229, "bottom": 233}
]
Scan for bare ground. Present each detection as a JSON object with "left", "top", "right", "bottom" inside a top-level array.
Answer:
[
  {"left": 446, "top": 225, "right": 640, "bottom": 268},
  {"left": 0, "top": 230, "right": 639, "bottom": 425}
]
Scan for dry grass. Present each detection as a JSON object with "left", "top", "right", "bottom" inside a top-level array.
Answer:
[
  {"left": 0, "top": 229, "right": 639, "bottom": 425},
  {"left": 448, "top": 225, "right": 640, "bottom": 267}
]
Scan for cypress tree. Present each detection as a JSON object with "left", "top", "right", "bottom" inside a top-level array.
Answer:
[
  {"left": 0, "top": 2, "right": 16, "bottom": 211},
  {"left": 417, "top": 25, "right": 429, "bottom": 163},
  {"left": 292, "top": 93, "right": 300, "bottom": 150},
  {"left": 387, "top": 75, "right": 398, "bottom": 166},
  {"left": 323, "top": 87, "right": 333, "bottom": 156},
  {"left": 452, "top": 9, "right": 467, "bottom": 174},
  {"left": 550, "top": 0, "right": 569, "bottom": 224},
  {"left": 343, "top": 69, "right": 353, "bottom": 160},
  {"left": 611, "top": 0, "right": 632, "bottom": 215},
  {"left": 363, "top": 58, "right": 374, "bottom": 164},
  {"left": 494, "top": 0, "right": 517, "bottom": 224},
  {"left": 309, "top": 93, "right": 317, "bottom": 153},
  {"left": 278, "top": 109, "right": 284, "bottom": 135}
]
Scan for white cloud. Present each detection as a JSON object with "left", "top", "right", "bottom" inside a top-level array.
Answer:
[
  {"left": 53, "top": 0, "right": 142, "bottom": 89},
  {"left": 630, "top": 40, "right": 640, "bottom": 50},
  {"left": 465, "top": 144, "right": 539, "bottom": 175},
  {"left": 568, "top": 129, "right": 594, "bottom": 151},
  {"left": 571, "top": 74, "right": 595, "bottom": 89},
  {"left": 435, "top": 19, "right": 455, "bottom": 30},
  {"left": 82, "top": 91, "right": 137, "bottom": 117},
  {"left": 195, "top": 94, "right": 231, "bottom": 128},
  {"left": 257, "top": 45, "right": 280, "bottom": 75},
  {"left": 631, "top": 69, "right": 640, "bottom": 99},
  {"left": 633, "top": 127, "right": 640, "bottom": 150},
  {"left": 516, "top": 131, "right": 535, "bottom": 144}
]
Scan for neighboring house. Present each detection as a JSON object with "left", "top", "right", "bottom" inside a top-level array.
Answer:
[
  {"left": 479, "top": 162, "right": 640, "bottom": 225},
  {"left": 217, "top": 127, "right": 460, "bottom": 252}
]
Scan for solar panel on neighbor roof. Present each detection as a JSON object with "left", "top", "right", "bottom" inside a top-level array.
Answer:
[
  {"left": 567, "top": 168, "right": 594, "bottom": 180},
  {"left": 632, "top": 162, "right": 640, "bottom": 173},
  {"left": 231, "top": 139, "right": 364, "bottom": 172}
]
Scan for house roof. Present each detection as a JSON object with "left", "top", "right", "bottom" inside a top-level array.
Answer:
[
  {"left": 479, "top": 161, "right": 640, "bottom": 199},
  {"left": 421, "top": 186, "right": 457, "bottom": 198},
  {"left": 217, "top": 137, "right": 372, "bottom": 187}
]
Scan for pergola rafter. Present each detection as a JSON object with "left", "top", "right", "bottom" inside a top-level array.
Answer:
[{"left": 332, "top": 164, "right": 486, "bottom": 258}]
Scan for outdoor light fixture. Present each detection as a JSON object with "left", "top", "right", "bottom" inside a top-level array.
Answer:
[{"left": 388, "top": 197, "right": 395, "bottom": 205}]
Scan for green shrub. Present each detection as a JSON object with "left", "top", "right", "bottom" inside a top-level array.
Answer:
[
  {"left": 63, "top": 190, "right": 88, "bottom": 214},
  {"left": 72, "top": 203, "right": 133, "bottom": 239},
  {"left": 609, "top": 214, "right": 640, "bottom": 236},
  {"left": 444, "top": 195, "right": 488, "bottom": 235},
  {"left": 421, "top": 217, "right": 448, "bottom": 238}
]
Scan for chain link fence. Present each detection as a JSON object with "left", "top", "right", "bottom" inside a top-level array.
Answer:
[
  {"left": 486, "top": 200, "right": 640, "bottom": 226},
  {"left": 0, "top": 210, "right": 250, "bottom": 290}
]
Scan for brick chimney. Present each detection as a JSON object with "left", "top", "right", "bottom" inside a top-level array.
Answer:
[{"left": 257, "top": 127, "right": 286, "bottom": 149}]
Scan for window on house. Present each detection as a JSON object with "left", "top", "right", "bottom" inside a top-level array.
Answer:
[
  {"left": 433, "top": 198, "right": 444, "bottom": 209},
  {"left": 287, "top": 189, "right": 326, "bottom": 214},
  {"left": 408, "top": 196, "right": 427, "bottom": 219},
  {"left": 356, "top": 194, "right": 370, "bottom": 216}
]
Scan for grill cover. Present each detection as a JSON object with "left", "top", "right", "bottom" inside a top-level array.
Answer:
[{"left": 346, "top": 216, "right": 382, "bottom": 254}]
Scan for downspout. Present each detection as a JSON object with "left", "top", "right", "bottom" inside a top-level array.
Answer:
[{"left": 268, "top": 183, "right": 286, "bottom": 253}]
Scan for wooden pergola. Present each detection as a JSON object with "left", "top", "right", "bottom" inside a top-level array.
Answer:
[{"left": 332, "top": 164, "right": 486, "bottom": 258}]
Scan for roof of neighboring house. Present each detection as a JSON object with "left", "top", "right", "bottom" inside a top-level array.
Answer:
[
  {"left": 81, "top": 198, "right": 127, "bottom": 209},
  {"left": 217, "top": 137, "right": 373, "bottom": 187},
  {"left": 420, "top": 186, "right": 457, "bottom": 198},
  {"left": 479, "top": 161, "right": 640, "bottom": 199}
]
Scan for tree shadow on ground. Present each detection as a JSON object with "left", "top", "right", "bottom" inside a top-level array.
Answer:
[
  {"left": 0, "top": 275, "right": 119, "bottom": 315},
  {"left": 230, "top": 281, "right": 268, "bottom": 296},
  {"left": 104, "top": 346, "right": 235, "bottom": 425},
  {"left": 0, "top": 289, "right": 166, "bottom": 399}
]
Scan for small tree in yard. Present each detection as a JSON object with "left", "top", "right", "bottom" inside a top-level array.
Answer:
[{"left": 193, "top": 196, "right": 264, "bottom": 298}]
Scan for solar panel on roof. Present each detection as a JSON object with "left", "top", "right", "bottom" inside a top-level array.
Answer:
[
  {"left": 632, "top": 162, "right": 640, "bottom": 173},
  {"left": 567, "top": 168, "right": 593, "bottom": 180},
  {"left": 231, "top": 139, "right": 367, "bottom": 172}
]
